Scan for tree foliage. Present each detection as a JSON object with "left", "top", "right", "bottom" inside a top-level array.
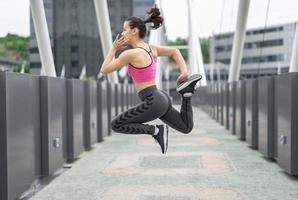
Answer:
[
  {"left": 167, "top": 37, "right": 210, "bottom": 64},
  {"left": 0, "top": 33, "right": 29, "bottom": 61}
]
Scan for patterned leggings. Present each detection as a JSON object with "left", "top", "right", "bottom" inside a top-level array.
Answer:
[{"left": 111, "top": 85, "right": 193, "bottom": 135}]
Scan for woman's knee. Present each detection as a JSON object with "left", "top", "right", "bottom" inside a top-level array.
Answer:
[
  {"left": 111, "top": 118, "right": 120, "bottom": 131},
  {"left": 180, "top": 123, "right": 193, "bottom": 134}
]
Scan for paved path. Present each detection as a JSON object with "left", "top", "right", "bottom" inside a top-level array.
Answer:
[{"left": 29, "top": 106, "right": 298, "bottom": 200}]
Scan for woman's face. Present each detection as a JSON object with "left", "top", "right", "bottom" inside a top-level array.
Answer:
[{"left": 122, "top": 21, "right": 137, "bottom": 44}]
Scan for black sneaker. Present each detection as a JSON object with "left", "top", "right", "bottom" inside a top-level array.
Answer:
[
  {"left": 176, "top": 74, "right": 202, "bottom": 96},
  {"left": 153, "top": 124, "right": 168, "bottom": 154}
]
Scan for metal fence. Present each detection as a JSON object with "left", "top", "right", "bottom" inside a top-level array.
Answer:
[
  {"left": 194, "top": 72, "right": 298, "bottom": 177},
  {"left": 0, "top": 72, "right": 140, "bottom": 200}
]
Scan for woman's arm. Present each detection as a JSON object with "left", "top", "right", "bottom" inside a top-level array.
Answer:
[
  {"left": 100, "top": 49, "right": 130, "bottom": 75},
  {"left": 151, "top": 45, "right": 189, "bottom": 85},
  {"left": 100, "top": 34, "right": 130, "bottom": 75}
]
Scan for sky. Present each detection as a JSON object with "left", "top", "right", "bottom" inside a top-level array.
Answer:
[{"left": 0, "top": 0, "right": 298, "bottom": 40}]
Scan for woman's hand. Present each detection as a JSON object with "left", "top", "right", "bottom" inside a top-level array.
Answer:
[
  {"left": 176, "top": 72, "right": 189, "bottom": 85},
  {"left": 112, "top": 34, "right": 129, "bottom": 51}
]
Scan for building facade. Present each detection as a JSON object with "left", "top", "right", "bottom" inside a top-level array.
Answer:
[
  {"left": 132, "top": 0, "right": 155, "bottom": 20},
  {"left": 208, "top": 22, "right": 296, "bottom": 80}
]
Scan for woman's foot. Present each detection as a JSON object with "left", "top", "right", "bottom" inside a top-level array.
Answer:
[
  {"left": 152, "top": 124, "right": 168, "bottom": 154},
  {"left": 176, "top": 74, "right": 202, "bottom": 97}
]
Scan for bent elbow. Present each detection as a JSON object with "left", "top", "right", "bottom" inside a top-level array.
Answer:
[
  {"left": 172, "top": 48, "right": 180, "bottom": 57},
  {"left": 100, "top": 66, "right": 108, "bottom": 75}
]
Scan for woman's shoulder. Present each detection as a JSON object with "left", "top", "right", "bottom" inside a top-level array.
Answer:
[
  {"left": 118, "top": 48, "right": 140, "bottom": 65},
  {"left": 148, "top": 44, "right": 158, "bottom": 58},
  {"left": 122, "top": 48, "right": 139, "bottom": 55},
  {"left": 119, "top": 48, "right": 138, "bottom": 59}
]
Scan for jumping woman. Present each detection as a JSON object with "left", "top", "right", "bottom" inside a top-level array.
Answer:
[{"left": 100, "top": 6, "right": 202, "bottom": 154}]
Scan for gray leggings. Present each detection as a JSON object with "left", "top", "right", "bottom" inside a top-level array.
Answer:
[{"left": 111, "top": 85, "right": 193, "bottom": 135}]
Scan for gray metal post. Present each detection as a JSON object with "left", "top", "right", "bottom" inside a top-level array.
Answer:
[
  {"left": 94, "top": 0, "right": 119, "bottom": 83},
  {"left": 30, "top": 0, "right": 56, "bottom": 77},
  {"left": 289, "top": 21, "right": 298, "bottom": 72},
  {"left": 228, "top": 0, "right": 250, "bottom": 82}
]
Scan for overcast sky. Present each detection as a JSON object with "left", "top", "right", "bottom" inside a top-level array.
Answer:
[{"left": 0, "top": 0, "right": 298, "bottom": 40}]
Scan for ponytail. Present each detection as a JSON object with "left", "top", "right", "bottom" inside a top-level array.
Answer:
[
  {"left": 143, "top": 5, "right": 163, "bottom": 29},
  {"left": 126, "top": 5, "right": 163, "bottom": 39}
]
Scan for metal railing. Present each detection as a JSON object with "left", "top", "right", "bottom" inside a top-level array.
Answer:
[
  {"left": 0, "top": 72, "right": 139, "bottom": 200},
  {"left": 194, "top": 72, "right": 298, "bottom": 177}
]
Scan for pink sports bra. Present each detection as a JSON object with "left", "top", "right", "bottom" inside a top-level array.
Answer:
[{"left": 127, "top": 46, "right": 156, "bottom": 84}]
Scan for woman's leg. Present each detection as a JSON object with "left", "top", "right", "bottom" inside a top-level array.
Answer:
[
  {"left": 159, "top": 74, "right": 202, "bottom": 133},
  {"left": 159, "top": 90, "right": 193, "bottom": 134},
  {"left": 111, "top": 93, "right": 168, "bottom": 135}
]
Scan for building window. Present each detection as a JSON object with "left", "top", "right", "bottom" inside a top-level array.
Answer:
[
  {"left": 244, "top": 43, "right": 252, "bottom": 49},
  {"left": 242, "top": 54, "right": 284, "bottom": 64},
  {"left": 44, "top": 2, "right": 52, "bottom": 9},
  {"left": 71, "top": 46, "right": 78, "bottom": 53},
  {"left": 71, "top": 35, "right": 78, "bottom": 45},
  {"left": 217, "top": 59, "right": 230, "bottom": 64},
  {"left": 71, "top": 61, "right": 79, "bottom": 68},
  {"left": 214, "top": 38, "right": 284, "bottom": 53},
  {"left": 251, "top": 27, "right": 280, "bottom": 35},
  {"left": 30, "top": 62, "right": 41, "bottom": 68},
  {"left": 215, "top": 34, "right": 232, "bottom": 40},
  {"left": 242, "top": 39, "right": 283, "bottom": 50},
  {"left": 30, "top": 47, "right": 39, "bottom": 53},
  {"left": 215, "top": 46, "right": 225, "bottom": 52},
  {"left": 257, "top": 39, "right": 283, "bottom": 48}
]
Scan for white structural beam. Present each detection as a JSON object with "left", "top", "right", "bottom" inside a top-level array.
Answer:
[
  {"left": 187, "top": 0, "right": 207, "bottom": 86},
  {"left": 40, "top": 66, "right": 45, "bottom": 75},
  {"left": 30, "top": 0, "right": 56, "bottom": 77},
  {"left": 94, "top": 0, "right": 118, "bottom": 83},
  {"left": 228, "top": 0, "right": 250, "bottom": 82},
  {"left": 79, "top": 64, "right": 86, "bottom": 80},
  {"left": 168, "top": 45, "right": 188, "bottom": 49},
  {"left": 289, "top": 21, "right": 298, "bottom": 72},
  {"left": 149, "top": 0, "right": 163, "bottom": 89},
  {"left": 20, "top": 61, "right": 26, "bottom": 74},
  {"left": 60, "top": 64, "right": 65, "bottom": 78}
]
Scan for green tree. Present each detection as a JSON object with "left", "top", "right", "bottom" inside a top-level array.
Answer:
[
  {"left": 0, "top": 33, "right": 29, "bottom": 61},
  {"left": 167, "top": 37, "right": 188, "bottom": 62},
  {"left": 167, "top": 37, "right": 210, "bottom": 64},
  {"left": 200, "top": 38, "right": 210, "bottom": 63},
  {"left": 13, "top": 64, "right": 31, "bottom": 73}
]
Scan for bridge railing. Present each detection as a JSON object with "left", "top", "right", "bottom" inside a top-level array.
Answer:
[
  {"left": 0, "top": 72, "right": 140, "bottom": 200},
  {"left": 194, "top": 72, "right": 298, "bottom": 177}
]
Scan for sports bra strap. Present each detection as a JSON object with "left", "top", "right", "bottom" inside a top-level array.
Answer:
[
  {"left": 136, "top": 46, "right": 151, "bottom": 53},
  {"left": 136, "top": 45, "right": 153, "bottom": 61}
]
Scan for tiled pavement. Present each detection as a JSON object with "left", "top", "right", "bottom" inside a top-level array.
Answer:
[{"left": 29, "top": 106, "right": 298, "bottom": 200}]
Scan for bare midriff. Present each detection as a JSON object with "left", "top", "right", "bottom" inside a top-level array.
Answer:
[{"left": 135, "top": 80, "right": 156, "bottom": 93}]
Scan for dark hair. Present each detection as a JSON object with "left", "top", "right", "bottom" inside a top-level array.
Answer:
[{"left": 126, "top": 5, "right": 163, "bottom": 39}]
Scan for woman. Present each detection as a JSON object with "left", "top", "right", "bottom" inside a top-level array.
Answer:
[{"left": 100, "top": 7, "right": 202, "bottom": 154}]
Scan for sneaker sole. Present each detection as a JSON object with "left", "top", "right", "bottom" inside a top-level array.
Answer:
[
  {"left": 163, "top": 125, "right": 168, "bottom": 154},
  {"left": 176, "top": 74, "right": 202, "bottom": 92},
  {"left": 166, "top": 125, "right": 168, "bottom": 152}
]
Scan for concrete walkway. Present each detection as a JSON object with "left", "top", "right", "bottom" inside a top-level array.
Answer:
[{"left": 29, "top": 106, "right": 298, "bottom": 200}]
